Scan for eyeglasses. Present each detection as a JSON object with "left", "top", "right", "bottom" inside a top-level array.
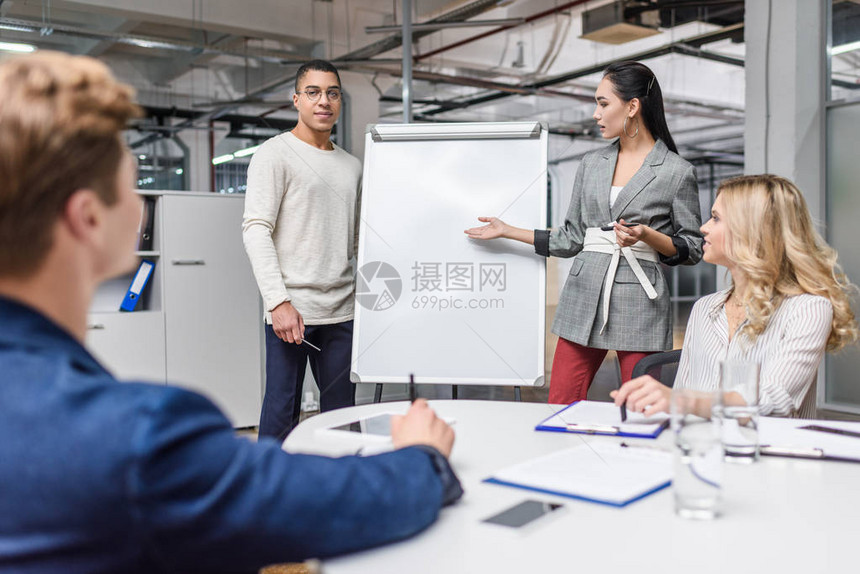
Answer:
[{"left": 297, "top": 88, "right": 342, "bottom": 102}]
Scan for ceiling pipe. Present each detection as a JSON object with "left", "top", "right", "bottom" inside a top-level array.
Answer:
[
  {"left": 625, "top": 0, "right": 744, "bottom": 17},
  {"left": 402, "top": 0, "right": 413, "bottom": 122},
  {"left": 415, "top": 0, "right": 592, "bottom": 62},
  {"left": 367, "top": 18, "right": 526, "bottom": 34},
  {"left": 342, "top": 0, "right": 507, "bottom": 61},
  {"left": 412, "top": 69, "right": 551, "bottom": 95},
  {"left": 347, "top": 61, "right": 598, "bottom": 100}
]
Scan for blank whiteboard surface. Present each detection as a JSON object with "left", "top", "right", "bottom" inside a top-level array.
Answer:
[{"left": 351, "top": 122, "right": 547, "bottom": 387}]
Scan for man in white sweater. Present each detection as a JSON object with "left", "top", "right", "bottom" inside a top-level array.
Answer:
[{"left": 242, "top": 60, "right": 361, "bottom": 441}]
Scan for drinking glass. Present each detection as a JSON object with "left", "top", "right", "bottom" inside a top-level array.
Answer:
[
  {"left": 671, "top": 388, "right": 722, "bottom": 520},
  {"left": 717, "top": 360, "right": 761, "bottom": 463}
]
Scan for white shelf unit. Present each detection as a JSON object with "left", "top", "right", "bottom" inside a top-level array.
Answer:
[{"left": 86, "top": 191, "right": 264, "bottom": 428}]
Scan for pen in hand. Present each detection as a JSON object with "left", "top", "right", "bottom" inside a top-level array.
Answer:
[
  {"left": 601, "top": 221, "right": 641, "bottom": 232},
  {"left": 617, "top": 379, "right": 627, "bottom": 423},
  {"left": 300, "top": 339, "right": 321, "bottom": 352},
  {"left": 409, "top": 373, "right": 416, "bottom": 403}
]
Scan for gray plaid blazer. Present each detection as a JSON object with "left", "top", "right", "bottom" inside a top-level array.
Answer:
[{"left": 534, "top": 139, "right": 703, "bottom": 351}]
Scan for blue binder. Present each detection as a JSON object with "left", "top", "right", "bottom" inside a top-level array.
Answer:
[{"left": 120, "top": 259, "right": 155, "bottom": 312}]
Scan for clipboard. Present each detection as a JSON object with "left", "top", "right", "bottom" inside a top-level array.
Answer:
[
  {"left": 759, "top": 418, "right": 860, "bottom": 464},
  {"left": 120, "top": 259, "right": 155, "bottom": 312},
  {"left": 536, "top": 400, "right": 669, "bottom": 439},
  {"left": 760, "top": 446, "right": 860, "bottom": 464},
  {"left": 484, "top": 443, "right": 673, "bottom": 508}
]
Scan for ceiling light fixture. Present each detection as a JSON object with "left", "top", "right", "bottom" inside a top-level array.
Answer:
[
  {"left": 233, "top": 145, "right": 260, "bottom": 158},
  {"left": 0, "top": 41, "right": 36, "bottom": 53},
  {"left": 211, "top": 154, "right": 234, "bottom": 165},
  {"left": 832, "top": 40, "right": 860, "bottom": 56},
  {"left": 120, "top": 37, "right": 188, "bottom": 51}
]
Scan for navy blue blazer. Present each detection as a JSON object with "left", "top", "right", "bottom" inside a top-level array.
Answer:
[{"left": 0, "top": 296, "right": 461, "bottom": 573}]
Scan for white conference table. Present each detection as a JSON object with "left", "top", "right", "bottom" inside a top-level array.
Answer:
[{"left": 284, "top": 400, "right": 860, "bottom": 574}]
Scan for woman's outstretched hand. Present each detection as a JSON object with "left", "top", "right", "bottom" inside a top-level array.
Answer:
[{"left": 465, "top": 217, "right": 508, "bottom": 240}]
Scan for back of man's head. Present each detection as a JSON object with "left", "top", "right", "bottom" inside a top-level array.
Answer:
[{"left": 0, "top": 51, "right": 141, "bottom": 278}]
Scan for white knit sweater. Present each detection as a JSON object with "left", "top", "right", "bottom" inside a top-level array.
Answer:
[{"left": 242, "top": 131, "right": 361, "bottom": 325}]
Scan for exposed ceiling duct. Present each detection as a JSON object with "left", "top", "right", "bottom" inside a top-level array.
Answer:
[
  {"left": 580, "top": 1, "right": 661, "bottom": 45},
  {"left": 0, "top": 16, "right": 308, "bottom": 64},
  {"left": 416, "top": 0, "right": 592, "bottom": 62},
  {"left": 414, "top": 23, "right": 745, "bottom": 118},
  {"left": 123, "top": 0, "right": 510, "bottom": 148},
  {"left": 414, "top": 0, "right": 744, "bottom": 61}
]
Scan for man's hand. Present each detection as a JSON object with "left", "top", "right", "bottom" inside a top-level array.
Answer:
[
  {"left": 610, "top": 375, "right": 672, "bottom": 417},
  {"left": 390, "top": 399, "right": 455, "bottom": 458},
  {"left": 271, "top": 301, "right": 304, "bottom": 344}
]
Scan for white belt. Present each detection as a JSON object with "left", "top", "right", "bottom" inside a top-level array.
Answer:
[{"left": 582, "top": 227, "right": 658, "bottom": 334}]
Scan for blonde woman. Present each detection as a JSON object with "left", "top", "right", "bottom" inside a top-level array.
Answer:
[{"left": 612, "top": 174, "right": 858, "bottom": 418}]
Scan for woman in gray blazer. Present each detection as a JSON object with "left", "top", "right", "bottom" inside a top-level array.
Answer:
[{"left": 466, "top": 61, "right": 703, "bottom": 404}]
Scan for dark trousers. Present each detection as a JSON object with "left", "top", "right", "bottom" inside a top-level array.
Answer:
[{"left": 259, "top": 320, "right": 355, "bottom": 442}]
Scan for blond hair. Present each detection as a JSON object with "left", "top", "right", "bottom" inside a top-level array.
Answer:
[
  {"left": 718, "top": 174, "right": 858, "bottom": 351},
  {"left": 0, "top": 51, "right": 141, "bottom": 277}
]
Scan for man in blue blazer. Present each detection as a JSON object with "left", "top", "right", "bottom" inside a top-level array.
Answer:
[{"left": 0, "top": 52, "right": 462, "bottom": 572}]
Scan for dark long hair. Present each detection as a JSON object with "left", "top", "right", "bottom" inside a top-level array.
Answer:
[{"left": 603, "top": 61, "right": 677, "bottom": 154}]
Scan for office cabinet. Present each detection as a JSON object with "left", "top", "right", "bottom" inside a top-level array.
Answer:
[
  {"left": 86, "top": 311, "right": 167, "bottom": 383},
  {"left": 161, "top": 194, "right": 264, "bottom": 427},
  {"left": 86, "top": 191, "right": 264, "bottom": 427}
]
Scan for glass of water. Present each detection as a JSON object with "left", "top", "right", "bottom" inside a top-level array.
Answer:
[
  {"left": 717, "top": 360, "right": 761, "bottom": 463},
  {"left": 671, "top": 389, "right": 722, "bottom": 520}
]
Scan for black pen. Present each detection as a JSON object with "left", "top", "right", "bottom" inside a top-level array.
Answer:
[
  {"left": 409, "top": 373, "right": 416, "bottom": 403},
  {"left": 617, "top": 378, "right": 627, "bottom": 423},
  {"left": 601, "top": 221, "right": 641, "bottom": 232}
]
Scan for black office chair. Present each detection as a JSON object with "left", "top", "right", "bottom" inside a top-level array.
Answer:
[{"left": 631, "top": 349, "right": 683, "bottom": 388}]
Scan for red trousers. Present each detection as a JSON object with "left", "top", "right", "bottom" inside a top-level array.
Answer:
[{"left": 548, "top": 338, "right": 654, "bottom": 404}]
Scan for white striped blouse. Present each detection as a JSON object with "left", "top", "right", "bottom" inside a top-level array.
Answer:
[{"left": 674, "top": 289, "right": 833, "bottom": 418}]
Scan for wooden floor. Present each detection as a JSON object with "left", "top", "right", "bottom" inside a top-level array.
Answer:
[{"left": 259, "top": 561, "right": 319, "bottom": 574}]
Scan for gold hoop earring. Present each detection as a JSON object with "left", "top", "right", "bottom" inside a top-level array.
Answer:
[{"left": 623, "top": 116, "right": 639, "bottom": 138}]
